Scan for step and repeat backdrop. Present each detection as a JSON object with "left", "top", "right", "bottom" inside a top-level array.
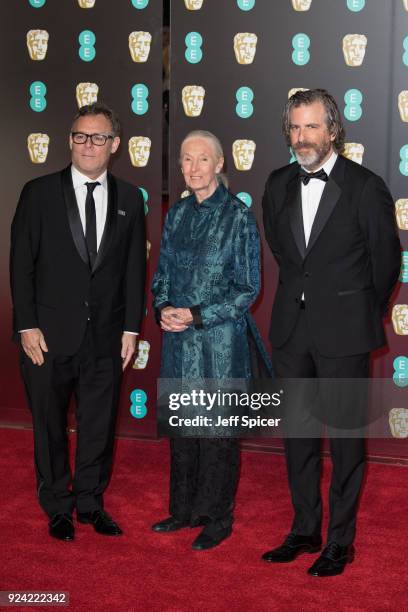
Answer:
[
  {"left": 169, "top": 0, "right": 408, "bottom": 448},
  {"left": 0, "top": 0, "right": 163, "bottom": 437}
]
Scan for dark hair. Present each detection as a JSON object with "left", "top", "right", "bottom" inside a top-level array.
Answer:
[
  {"left": 282, "top": 89, "right": 345, "bottom": 154},
  {"left": 72, "top": 102, "right": 121, "bottom": 137}
]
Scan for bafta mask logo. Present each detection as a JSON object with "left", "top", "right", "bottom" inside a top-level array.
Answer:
[
  {"left": 129, "top": 31, "right": 152, "bottom": 63},
  {"left": 128, "top": 136, "right": 151, "bottom": 167},
  {"left": 389, "top": 408, "right": 408, "bottom": 438},
  {"left": 392, "top": 305, "right": 408, "bottom": 335},
  {"left": 146, "top": 240, "right": 151, "bottom": 260},
  {"left": 291, "top": 0, "right": 312, "bottom": 10},
  {"left": 398, "top": 91, "right": 408, "bottom": 122},
  {"left": 343, "top": 143, "right": 364, "bottom": 165},
  {"left": 133, "top": 340, "right": 150, "bottom": 370},
  {"left": 232, "top": 139, "right": 256, "bottom": 171},
  {"left": 27, "top": 133, "right": 50, "bottom": 163},
  {"left": 26, "top": 29, "right": 49, "bottom": 61},
  {"left": 288, "top": 88, "right": 309, "bottom": 98},
  {"left": 184, "top": 0, "right": 204, "bottom": 9},
  {"left": 77, "top": 0, "right": 96, "bottom": 7},
  {"left": 234, "top": 33, "right": 258, "bottom": 65},
  {"left": 76, "top": 82, "right": 98, "bottom": 108},
  {"left": 395, "top": 199, "right": 408, "bottom": 230},
  {"left": 182, "top": 85, "right": 205, "bottom": 117},
  {"left": 342, "top": 34, "right": 367, "bottom": 67}
]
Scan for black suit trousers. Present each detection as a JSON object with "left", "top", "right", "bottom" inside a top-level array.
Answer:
[
  {"left": 272, "top": 308, "right": 368, "bottom": 546},
  {"left": 21, "top": 325, "right": 123, "bottom": 518}
]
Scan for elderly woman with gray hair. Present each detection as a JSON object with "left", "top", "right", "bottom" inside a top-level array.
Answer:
[{"left": 151, "top": 130, "right": 271, "bottom": 550}]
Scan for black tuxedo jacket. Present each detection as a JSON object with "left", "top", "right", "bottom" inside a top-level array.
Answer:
[
  {"left": 10, "top": 165, "right": 146, "bottom": 356},
  {"left": 262, "top": 155, "right": 401, "bottom": 358}
]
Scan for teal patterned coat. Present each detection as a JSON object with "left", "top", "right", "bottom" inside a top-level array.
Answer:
[{"left": 152, "top": 184, "right": 264, "bottom": 379}]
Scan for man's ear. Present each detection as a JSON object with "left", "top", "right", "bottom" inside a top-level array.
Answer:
[{"left": 111, "top": 137, "right": 121, "bottom": 154}]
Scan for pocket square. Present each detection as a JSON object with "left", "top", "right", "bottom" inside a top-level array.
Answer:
[{"left": 118, "top": 209, "right": 126, "bottom": 216}]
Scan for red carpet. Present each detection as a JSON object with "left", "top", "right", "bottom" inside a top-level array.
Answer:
[{"left": 0, "top": 427, "right": 407, "bottom": 611}]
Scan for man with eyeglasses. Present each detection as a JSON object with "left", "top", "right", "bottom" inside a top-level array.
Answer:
[{"left": 10, "top": 102, "right": 146, "bottom": 541}]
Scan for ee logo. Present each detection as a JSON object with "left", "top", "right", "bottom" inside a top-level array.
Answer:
[
  {"left": 79, "top": 30, "right": 96, "bottom": 62},
  {"left": 130, "top": 389, "right": 147, "bottom": 418},
  {"left": 185, "top": 32, "right": 203, "bottom": 64},
  {"left": 131, "top": 0, "right": 149, "bottom": 7},
  {"left": 346, "top": 0, "right": 365, "bottom": 11},
  {"left": 236, "top": 87, "right": 254, "bottom": 118},
  {"left": 344, "top": 89, "right": 363, "bottom": 121},
  {"left": 131, "top": 84, "right": 149, "bottom": 115},
  {"left": 393, "top": 356, "right": 408, "bottom": 387},
  {"left": 29, "top": 0, "right": 46, "bottom": 6},
  {"left": 237, "top": 192, "right": 252, "bottom": 208},
  {"left": 399, "top": 145, "right": 408, "bottom": 176},
  {"left": 292, "top": 33, "right": 310, "bottom": 66},
  {"left": 237, "top": 0, "right": 255, "bottom": 10},
  {"left": 140, "top": 187, "right": 149, "bottom": 215},
  {"left": 403, "top": 37, "right": 408, "bottom": 67},
  {"left": 29, "top": 81, "right": 47, "bottom": 112},
  {"left": 400, "top": 251, "right": 408, "bottom": 283}
]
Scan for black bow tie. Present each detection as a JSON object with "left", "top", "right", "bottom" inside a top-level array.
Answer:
[{"left": 299, "top": 168, "right": 329, "bottom": 185}]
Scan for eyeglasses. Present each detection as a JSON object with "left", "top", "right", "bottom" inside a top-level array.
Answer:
[{"left": 71, "top": 132, "right": 114, "bottom": 146}]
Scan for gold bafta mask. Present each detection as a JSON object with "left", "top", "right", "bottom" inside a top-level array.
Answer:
[
  {"left": 342, "top": 34, "right": 367, "bottom": 67},
  {"left": 77, "top": 0, "right": 96, "bottom": 6},
  {"left": 129, "top": 31, "right": 152, "bottom": 63},
  {"left": 232, "top": 140, "right": 256, "bottom": 171},
  {"left": 233, "top": 33, "right": 258, "bottom": 65},
  {"left": 27, "top": 133, "right": 50, "bottom": 164},
  {"left": 343, "top": 143, "right": 364, "bottom": 165},
  {"left": 128, "top": 136, "right": 151, "bottom": 167},
  {"left": 395, "top": 199, "right": 408, "bottom": 230},
  {"left": 26, "top": 29, "right": 49, "bottom": 61},
  {"left": 182, "top": 85, "right": 205, "bottom": 117},
  {"left": 133, "top": 340, "right": 150, "bottom": 370},
  {"left": 146, "top": 240, "right": 151, "bottom": 260},
  {"left": 184, "top": 0, "right": 204, "bottom": 9},
  {"left": 291, "top": 0, "right": 312, "bottom": 10},
  {"left": 288, "top": 87, "right": 309, "bottom": 98},
  {"left": 76, "top": 82, "right": 99, "bottom": 108},
  {"left": 392, "top": 304, "right": 408, "bottom": 335},
  {"left": 389, "top": 408, "right": 408, "bottom": 439},
  {"left": 398, "top": 91, "right": 408, "bottom": 122}
]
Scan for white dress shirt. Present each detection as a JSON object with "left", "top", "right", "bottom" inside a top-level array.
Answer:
[
  {"left": 300, "top": 151, "right": 337, "bottom": 301},
  {"left": 71, "top": 165, "right": 107, "bottom": 250},
  {"left": 301, "top": 151, "right": 338, "bottom": 247}
]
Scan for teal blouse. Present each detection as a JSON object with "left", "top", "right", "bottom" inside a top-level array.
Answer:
[{"left": 152, "top": 184, "right": 262, "bottom": 379}]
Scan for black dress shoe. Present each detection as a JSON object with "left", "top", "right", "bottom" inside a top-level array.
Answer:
[
  {"left": 49, "top": 514, "right": 74, "bottom": 541},
  {"left": 192, "top": 526, "right": 232, "bottom": 551},
  {"left": 262, "top": 532, "right": 322, "bottom": 562},
  {"left": 307, "top": 542, "right": 354, "bottom": 577},
  {"left": 77, "top": 510, "right": 123, "bottom": 536},
  {"left": 151, "top": 516, "right": 190, "bottom": 532}
]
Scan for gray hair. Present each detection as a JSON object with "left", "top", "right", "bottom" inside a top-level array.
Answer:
[
  {"left": 282, "top": 88, "right": 345, "bottom": 154},
  {"left": 180, "top": 130, "right": 228, "bottom": 187},
  {"left": 72, "top": 102, "right": 121, "bottom": 137}
]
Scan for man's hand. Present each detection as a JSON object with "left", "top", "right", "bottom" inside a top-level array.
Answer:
[
  {"left": 20, "top": 328, "right": 48, "bottom": 365},
  {"left": 121, "top": 333, "right": 137, "bottom": 370},
  {"left": 160, "top": 306, "right": 192, "bottom": 332}
]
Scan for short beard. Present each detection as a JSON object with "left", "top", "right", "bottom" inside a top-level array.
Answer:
[{"left": 293, "top": 139, "right": 332, "bottom": 171}]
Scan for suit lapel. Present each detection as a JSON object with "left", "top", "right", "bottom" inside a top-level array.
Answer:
[
  {"left": 93, "top": 171, "right": 117, "bottom": 273},
  {"left": 305, "top": 155, "right": 344, "bottom": 256},
  {"left": 61, "top": 165, "right": 90, "bottom": 267},
  {"left": 286, "top": 168, "right": 306, "bottom": 259}
]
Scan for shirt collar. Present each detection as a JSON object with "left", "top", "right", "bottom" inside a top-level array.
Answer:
[
  {"left": 71, "top": 164, "right": 107, "bottom": 190},
  {"left": 301, "top": 150, "right": 338, "bottom": 177}
]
